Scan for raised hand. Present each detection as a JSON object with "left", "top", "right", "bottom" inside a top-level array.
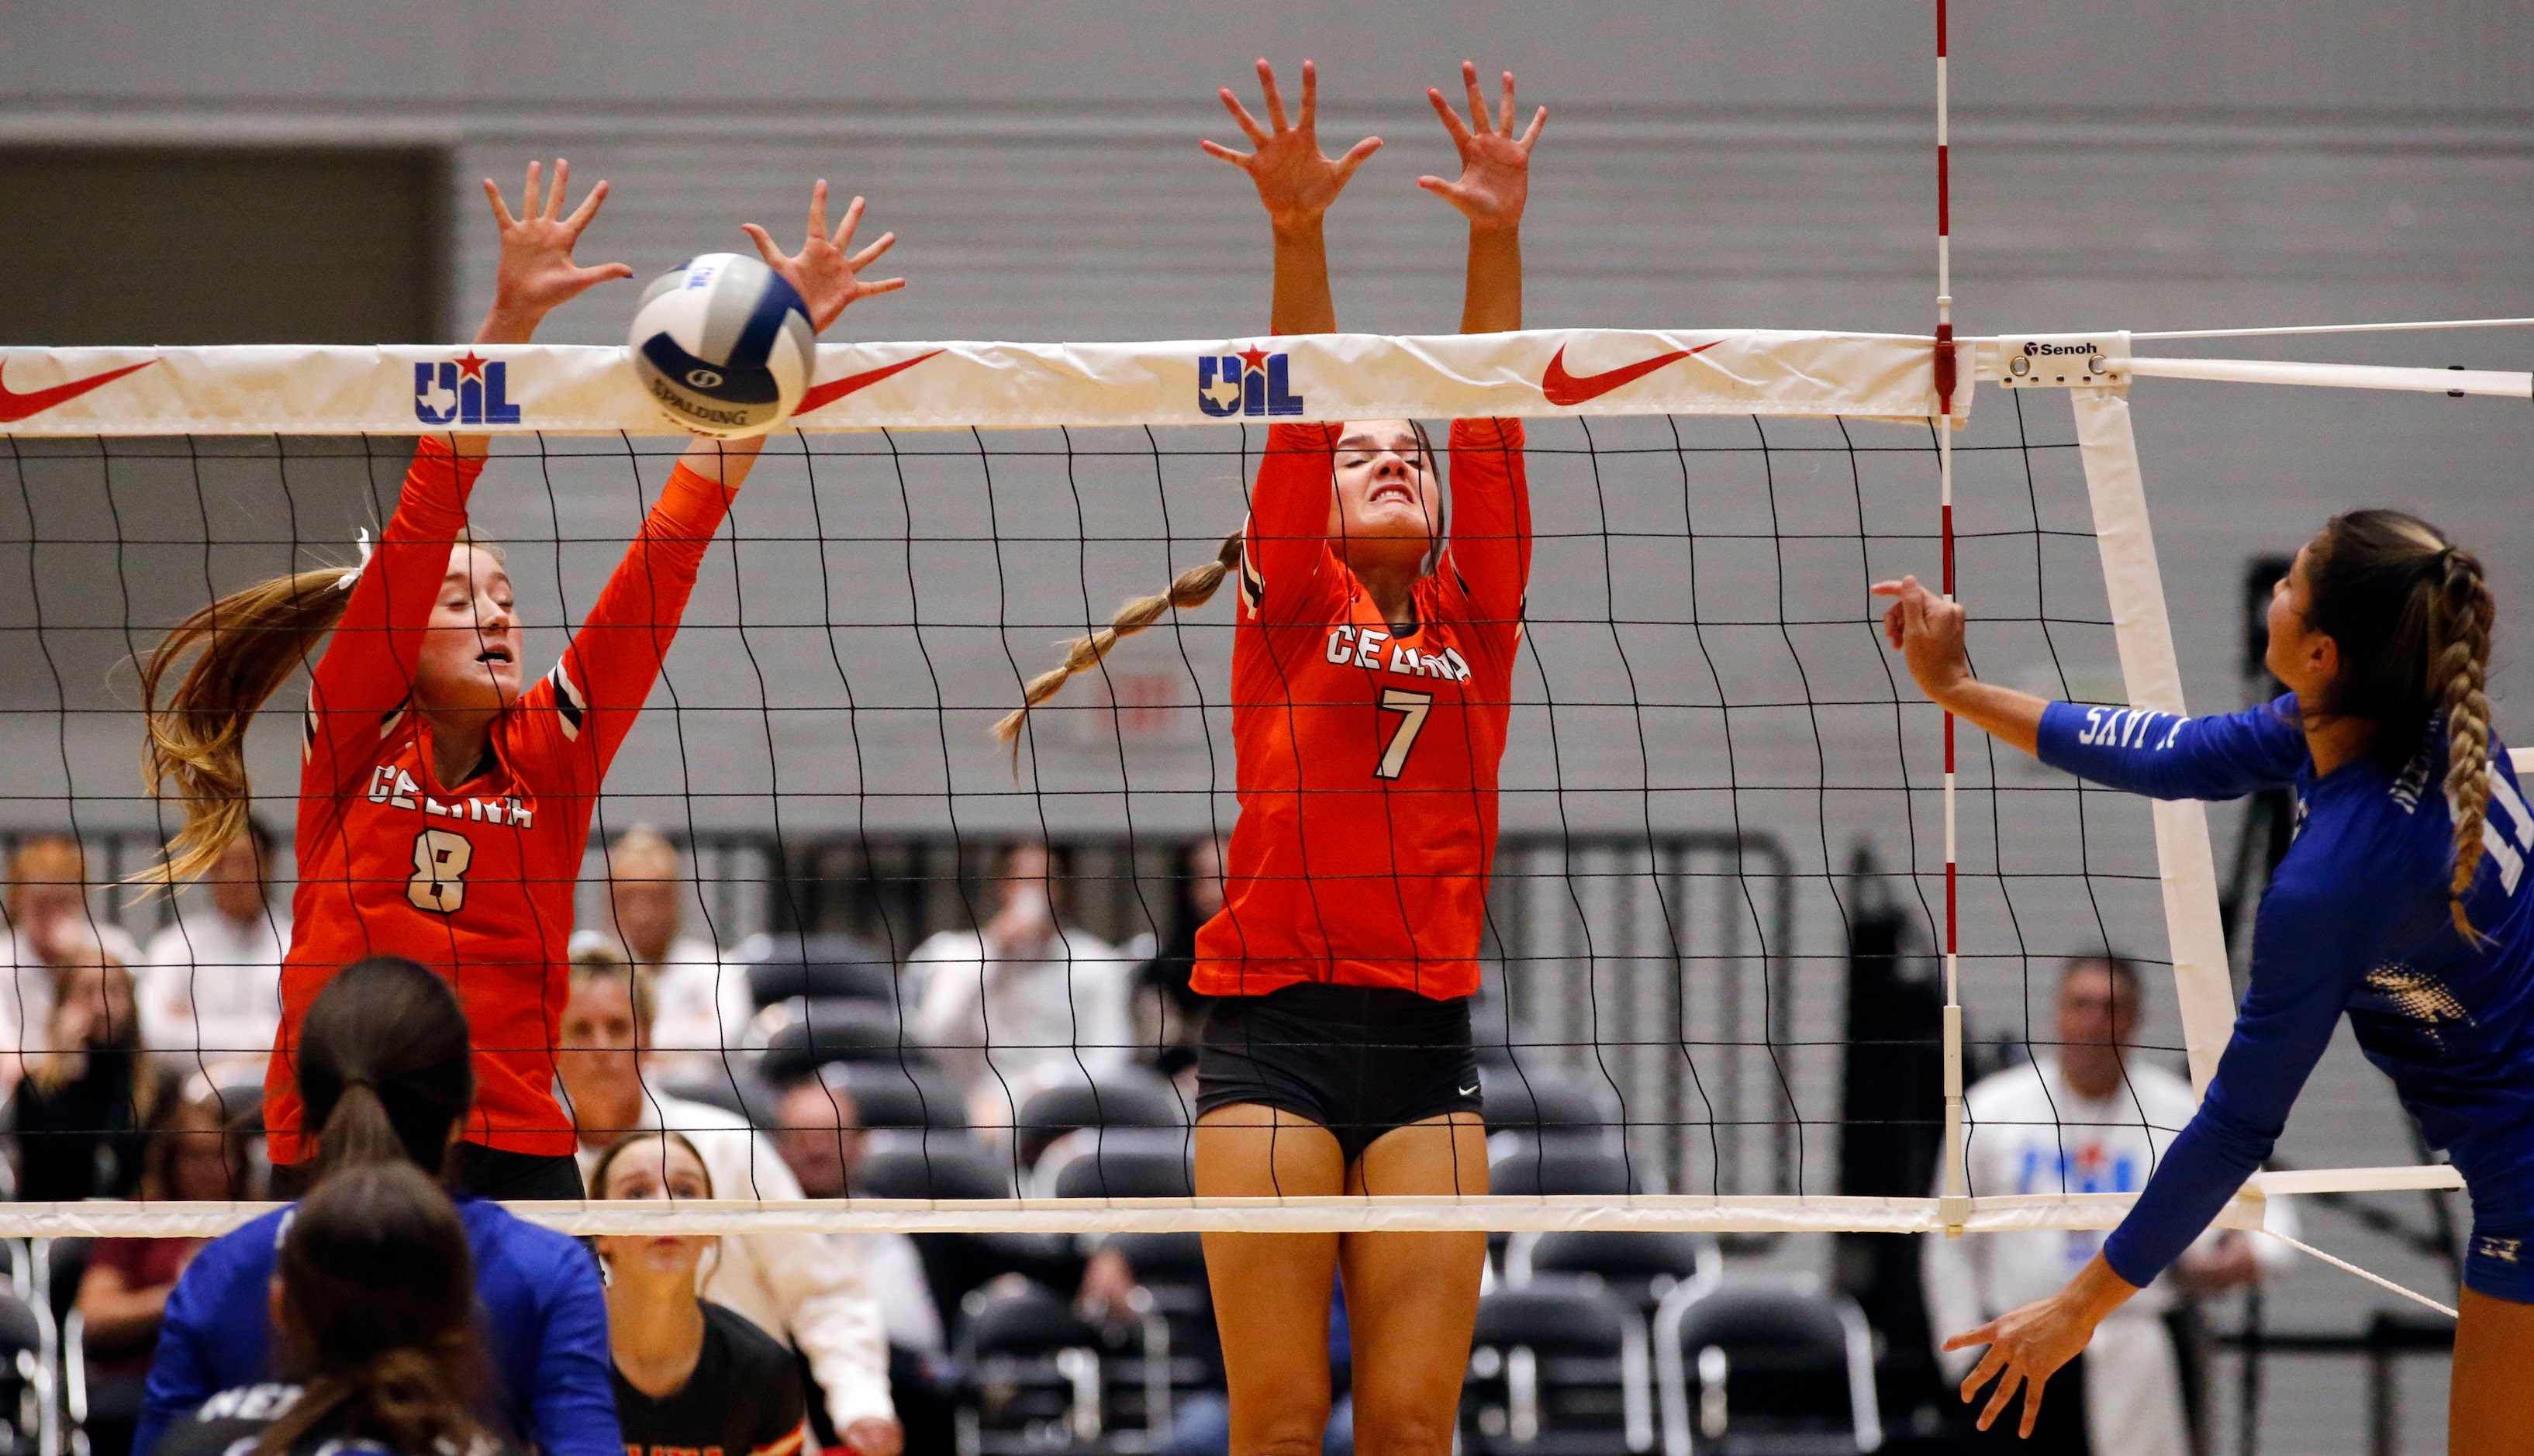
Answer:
[
  {"left": 1872, "top": 574, "right": 1973, "bottom": 702},
  {"left": 742, "top": 179, "right": 904, "bottom": 334},
  {"left": 480, "top": 159, "right": 632, "bottom": 337},
  {"left": 1420, "top": 62, "right": 1546, "bottom": 232},
  {"left": 1202, "top": 59, "right": 1383, "bottom": 233}
]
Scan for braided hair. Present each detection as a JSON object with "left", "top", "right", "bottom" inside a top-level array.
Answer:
[
  {"left": 2301, "top": 509, "right": 2498, "bottom": 941},
  {"left": 992, "top": 530, "right": 1245, "bottom": 763}
]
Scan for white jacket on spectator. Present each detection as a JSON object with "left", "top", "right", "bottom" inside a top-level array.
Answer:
[
  {"left": 1924, "top": 1055, "right": 2296, "bottom": 1456},
  {"left": 908, "top": 926, "right": 1134, "bottom": 1125},
  {"left": 568, "top": 928, "right": 751, "bottom": 1061},
  {"left": 142, "top": 906, "right": 288, "bottom": 1068},
  {"left": 856, "top": 1230, "right": 944, "bottom": 1354},
  {"left": 578, "top": 1090, "right": 896, "bottom": 1432}
]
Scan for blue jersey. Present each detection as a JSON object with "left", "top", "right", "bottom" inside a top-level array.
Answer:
[
  {"left": 136, "top": 1197, "right": 619, "bottom": 1456},
  {"left": 2035, "top": 695, "right": 2534, "bottom": 1287}
]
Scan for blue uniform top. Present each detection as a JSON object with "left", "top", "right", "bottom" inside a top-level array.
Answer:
[
  {"left": 2035, "top": 695, "right": 2534, "bottom": 1288},
  {"left": 136, "top": 1196, "right": 619, "bottom": 1456}
]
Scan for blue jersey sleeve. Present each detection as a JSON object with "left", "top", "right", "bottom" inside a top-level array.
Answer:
[
  {"left": 2101, "top": 861, "right": 2376, "bottom": 1285},
  {"left": 523, "top": 1231, "right": 623, "bottom": 1456},
  {"left": 2035, "top": 695, "right": 2308, "bottom": 802},
  {"left": 136, "top": 1220, "right": 280, "bottom": 1456}
]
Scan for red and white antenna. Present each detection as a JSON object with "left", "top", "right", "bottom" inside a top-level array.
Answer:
[{"left": 1935, "top": 0, "right": 1970, "bottom": 1238}]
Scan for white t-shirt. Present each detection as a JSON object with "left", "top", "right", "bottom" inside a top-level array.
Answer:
[
  {"left": 142, "top": 906, "right": 289, "bottom": 1067},
  {"left": 906, "top": 926, "right": 1134, "bottom": 1127},
  {"left": 854, "top": 1230, "right": 944, "bottom": 1354},
  {"left": 1923, "top": 1055, "right": 2298, "bottom": 1456}
]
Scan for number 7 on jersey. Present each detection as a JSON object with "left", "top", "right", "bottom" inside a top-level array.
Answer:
[{"left": 1375, "top": 688, "right": 1433, "bottom": 779}]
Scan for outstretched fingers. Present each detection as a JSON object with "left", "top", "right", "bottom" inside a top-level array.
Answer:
[
  {"left": 1256, "top": 57, "right": 1292, "bottom": 133},
  {"left": 1332, "top": 135, "right": 1383, "bottom": 183},
  {"left": 482, "top": 176, "right": 520, "bottom": 228},
  {"left": 1427, "top": 85, "right": 1475, "bottom": 148},
  {"left": 1216, "top": 86, "right": 1270, "bottom": 148},
  {"left": 520, "top": 159, "right": 544, "bottom": 223},
  {"left": 1517, "top": 104, "right": 1548, "bottom": 149},
  {"left": 544, "top": 159, "right": 574, "bottom": 220},
  {"left": 1461, "top": 60, "right": 1492, "bottom": 135},
  {"left": 561, "top": 177, "right": 610, "bottom": 236},
  {"left": 806, "top": 178, "right": 831, "bottom": 250}
]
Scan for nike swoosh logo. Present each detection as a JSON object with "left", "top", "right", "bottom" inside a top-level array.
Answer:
[
  {"left": 0, "top": 359, "right": 156, "bottom": 423},
  {"left": 1458, "top": 1084, "right": 1480, "bottom": 1097},
  {"left": 792, "top": 349, "right": 946, "bottom": 416},
  {"left": 1540, "top": 340, "right": 1720, "bottom": 407}
]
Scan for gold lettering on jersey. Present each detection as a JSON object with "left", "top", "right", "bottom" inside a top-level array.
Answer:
[
  {"left": 1323, "top": 626, "right": 1472, "bottom": 683},
  {"left": 364, "top": 762, "right": 530, "bottom": 830}
]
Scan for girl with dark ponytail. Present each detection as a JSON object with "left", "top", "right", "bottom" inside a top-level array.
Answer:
[
  {"left": 136, "top": 958, "right": 620, "bottom": 1456},
  {"left": 1876, "top": 509, "right": 2534, "bottom": 1446},
  {"left": 150, "top": 1163, "right": 487, "bottom": 1456}
]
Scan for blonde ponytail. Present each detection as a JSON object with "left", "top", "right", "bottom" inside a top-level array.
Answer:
[
  {"left": 2434, "top": 548, "right": 2498, "bottom": 942},
  {"left": 134, "top": 567, "right": 356, "bottom": 888},
  {"left": 993, "top": 531, "right": 1244, "bottom": 764}
]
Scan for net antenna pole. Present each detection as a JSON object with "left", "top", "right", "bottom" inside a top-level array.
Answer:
[{"left": 1933, "top": 0, "right": 1972, "bottom": 1240}]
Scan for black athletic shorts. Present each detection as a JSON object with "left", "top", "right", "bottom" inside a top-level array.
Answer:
[{"left": 1196, "top": 981, "right": 1483, "bottom": 1164}]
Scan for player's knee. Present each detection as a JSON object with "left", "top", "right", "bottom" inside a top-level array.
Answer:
[
  {"left": 1237, "top": 1410, "right": 1331, "bottom": 1456},
  {"left": 1347, "top": 1405, "right": 1456, "bottom": 1456}
]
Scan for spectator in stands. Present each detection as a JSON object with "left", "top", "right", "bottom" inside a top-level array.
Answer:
[
  {"left": 3, "top": 836, "right": 143, "bottom": 1079},
  {"left": 1133, "top": 835, "right": 1228, "bottom": 1078},
  {"left": 907, "top": 842, "right": 1135, "bottom": 1130},
  {"left": 137, "top": 955, "right": 619, "bottom": 1456},
  {"left": 594, "top": 1130, "right": 810, "bottom": 1456},
  {"left": 77, "top": 1078, "right": 243, "bottom": 1456},
  {"left": 571, "top": 826, "right": 746, "bottom": 1075},
  {"left": 140, "top": 819, "right": 288, "bottom": 1077},
  {"left": 558, "top": 951, "right": 902, "bottom": 1456},
  {"left": 12, "top": 953, "right": 174, "bottom": 1201},
  {"left": 1925, "top": 953, "right": 2296, "bottom": 1455},
  {"left": 149, "top": 1163, "right": 492, "bottom": 1456},
  {"left": 775, "top": 1071, "right": 945, "bottom": 1352}
]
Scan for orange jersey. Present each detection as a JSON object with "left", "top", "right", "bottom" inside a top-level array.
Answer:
[
  {"left": 268, "top": 440, "right": 731, "bottom": 1161},
  {"left": 1192, "top": 419, "right": 1531, "bottom": 1000}
]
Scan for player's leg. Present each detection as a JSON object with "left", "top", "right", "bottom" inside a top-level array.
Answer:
[
  {"left": 1196, "top": 1102, "right": 1348, "bottom": 1456},
  {"left": 2450, "top": 1285, "right": 2534, "bottom": 1454},
  {"left": 1337, "top": 1112, "right": 1490, "bottom": 1456}
]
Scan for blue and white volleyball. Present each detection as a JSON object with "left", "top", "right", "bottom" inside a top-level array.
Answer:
[{"left": 627, "top": 253, "right": 814, "bottom": 438}]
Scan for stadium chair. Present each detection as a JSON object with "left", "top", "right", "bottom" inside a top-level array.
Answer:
[
  {"left": 754, "top": 997, "right": 929, "bottom": 1085},
  {"left": 747, "top": 932, "right": 899, "bottom": 1008},
  {"left": 656, "top": 1064, "right": 784, "bottom": 1128},
  {"left": 851, "top": 1130, "right": 1015, "bottom": 1202},
  {"left": 1505, "top": 1231, "right": 1724, "bottom": 1320},
  {"left": 1652, "top": 1275, "right": 1880, "bottom": 1455},
  {"left": 0, "top": 1272, "right": 47, "bottom": 1456},
  {"left": 1489, "top": 1143, "right": 1642, "bottom": 1197},
  {"left": 1482, "top": 1071, "right": 1619, "bottom": 1148},
  {"left": 1105, "top": 1231, "right": 1218, "bottom": 1382},
  {"left": 1040, "top": 1129, "right": 1195, "bottom": 1200},
  {"left": 956, "top": 1282, "right": 1173, "bottom": 1456},
  {"left": 1461, "top": 1280, "right": 1653, "bottom": 1456},
  {"left": 1013, "top": 1069, "right": 1186, "bottom": 1170},
  {"left": 824, "top": 1060, "right": 970, "bottom": 1130}
]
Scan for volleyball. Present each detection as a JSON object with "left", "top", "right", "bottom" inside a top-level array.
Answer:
[{"left": 627, "top": 252, "right": 815, "bottom": 438}]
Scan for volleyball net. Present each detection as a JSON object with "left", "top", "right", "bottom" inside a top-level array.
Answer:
[{"left": 0, "top": 326, "right": 2518, "bottom": 1240}]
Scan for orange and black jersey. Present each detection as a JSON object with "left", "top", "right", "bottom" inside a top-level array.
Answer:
[
  {"left": 268, "top": 438, "right": 731, "bottom": 1161},
  {"left": 1193, "top": 419, "right": 1531, "bottom": 1000},
  {"left": 613, "top": 1301, "right": 808, "bottom": 1456}
]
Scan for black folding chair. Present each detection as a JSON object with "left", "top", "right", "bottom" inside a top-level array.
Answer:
[
  {"left": 1653, "top": 1275, "right": 1880, "bottom": 1454},
  {"left": 1463, "top": 1280, "right": 1654, "bottom": 1456}
]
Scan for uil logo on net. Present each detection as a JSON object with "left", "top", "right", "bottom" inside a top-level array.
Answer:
[
  {"left": 1198, "top": 344, "right": 1306, "bottom": 418},
  {"left": 413, "top": 351, "right": 522, "bottom": 426}
]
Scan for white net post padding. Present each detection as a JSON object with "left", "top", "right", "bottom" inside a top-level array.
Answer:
[{"left": 2069, "top": 386, "right": 2239, "bottom": 1095}]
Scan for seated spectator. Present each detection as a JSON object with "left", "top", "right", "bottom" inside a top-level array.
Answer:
[
  {"left": 570, "top": 827, "right": 744, "bottom": 1075},
  {"left": 907, "top": 843, "right": 1134, "bottom": 1130},
  {"left": 140, "top": 819, "right": 287, "bottom": 1077},
  {"left": 773, "top": 1072, "right": 945, "bottom": 1354},
  {"left": 138, "top": 955, "right": 618, "bottom": 1456},
  {"left": 558, "top": 951, "right": 900, "bottom": 1456},
  {"left": 1132, "top": 835, "right": 1227, "bottom": 1079},
  {"left": 595, "top": 1131, "right": 809, "bottom": 1456},
  {"left": 149, "top": 1163, "right": 495, "bottom": 1456},
  {"left": 78, "top": 1078, "right": 247, "bottom": 1456},
  {"left": 2, "top": 835, "right": 143, "bottom": 1081},
  {"left": 1925, "top": 953, "right": 2294, "bottom": 1455},
  {"left": 12, "top": 954, "right": 175, "bottom": 1201}
]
